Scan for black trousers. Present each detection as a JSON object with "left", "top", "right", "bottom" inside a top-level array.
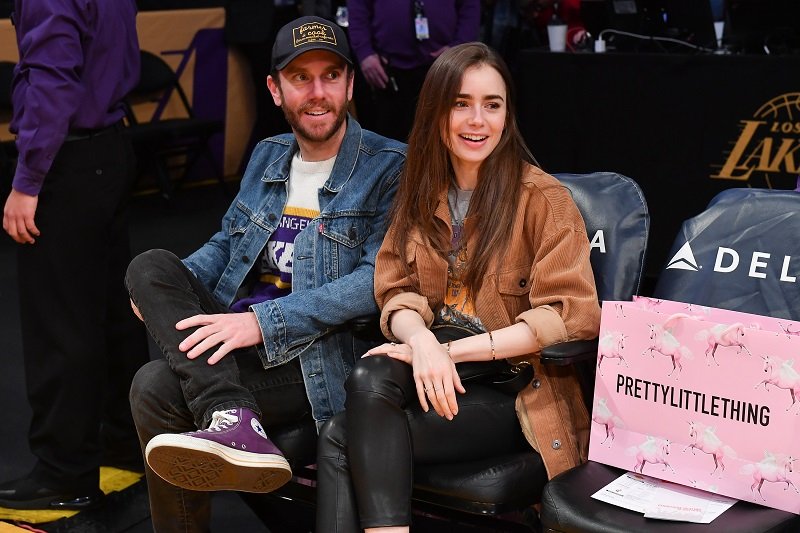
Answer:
[
  {"left": 125, "top": 249, "right": 264, "bottom": 428},
  {"left": 16, "top": 130, "right": 150, "bottom": 490},
  {"left": 126, "top": 254, "right": 313, "bottom": 532},
  {"left": 316, "top": 356, "right": 529, "bottom": 531}
]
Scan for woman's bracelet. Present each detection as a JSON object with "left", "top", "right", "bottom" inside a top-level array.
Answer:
[
  {"left": 488, "top": 331, "right": 496, "bottom": 361},
  {"left": 446, "top": 340, "right": 453, "bottom": 361}
]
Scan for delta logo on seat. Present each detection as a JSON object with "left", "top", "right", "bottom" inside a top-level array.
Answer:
[{"left": 665, "top": 241, "right": 798, "bottom": 282}]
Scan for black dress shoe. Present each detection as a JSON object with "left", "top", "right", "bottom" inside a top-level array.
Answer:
[{"left": 0, "top": 476, "right": 105, "bottom": 510}]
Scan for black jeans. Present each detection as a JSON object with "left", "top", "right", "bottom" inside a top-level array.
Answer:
[
  {"left": 126, "top": 249, "right": 261, "bottom": 427},
  {"left": 127, "top": 250, "right": 312, "bottom": 532},
  {"left": 17, "top": 130, "right": 149, "bottom": 491},
  {"left": 316, "top": 356, "right": 529, "bottom": 531}
]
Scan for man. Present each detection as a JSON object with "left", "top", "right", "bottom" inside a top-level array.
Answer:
[
  {"left": 346, "top": 0, "right": 481, "bottom": 141},
  {"left": 125, "top": 16, "right": 405, "bottom": 531},
  {"left": 0, "top": 0, "right": 150, "bottom": 510}
]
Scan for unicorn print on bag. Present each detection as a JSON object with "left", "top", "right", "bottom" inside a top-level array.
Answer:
[
  {"left": 740, "top": 451, "right": 798, "bottom": 501},
  {"left": 642, "top": 323, "right": 692, "bottom": 377},
  {"left": 683, "top": 421, "right": 736, "bottom": 477},
  {"left": 597, "top": 331, "right": 628, "bottom": 376},
  {"left": 695, "top": 323, "right": 752, "bottom": 366},
  {"left": 627, "top": 436, "right": 676, "bottom": 475},
  {"left": 778, "top": 322, "right": 800, "bottom": 339},
  {"left": 592, "top": 397, "right": 624, "bottom": 446},
  {"left": 756, "top": 356, "right": 800, "bottom": 412}
]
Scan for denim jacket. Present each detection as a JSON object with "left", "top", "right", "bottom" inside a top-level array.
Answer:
[{"left": 183, "top": 117, "right": 406, "bottom": 424}]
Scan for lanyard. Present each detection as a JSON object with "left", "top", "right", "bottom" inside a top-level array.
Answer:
[
  {"left": 414, "top": 0, "right": 425, "bottom": 19},
  {"left": 414, "top": 0, "right": 429, "bottom": 41}
]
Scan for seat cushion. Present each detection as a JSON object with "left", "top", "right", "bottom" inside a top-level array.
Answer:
[{"left": 541, "top": 461, "right": 800, "bottom": 533}]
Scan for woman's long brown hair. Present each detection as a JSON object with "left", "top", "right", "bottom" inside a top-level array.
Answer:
[{"left": 388, "top": 42, "right": 538, "bottom": 297}]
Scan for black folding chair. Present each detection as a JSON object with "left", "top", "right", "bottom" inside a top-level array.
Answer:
[{"left": 123, "top": 51, "right": 225, "bottom": 200}]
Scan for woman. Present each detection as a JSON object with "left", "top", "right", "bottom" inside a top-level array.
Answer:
[{"left": 316, "top": 42, "right": 601, "bottom": 532}]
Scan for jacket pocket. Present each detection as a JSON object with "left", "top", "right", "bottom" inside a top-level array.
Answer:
[
  {"left": 226, "top": 202, "right": 255, "bottom": 256},
  {"left": 320, "top": 216, "right": 371, "bottom": 279},
  {"left": 497, "top": 266, "right": 532, "bottom": 296},
  {"left": 497, "top": 266, "right": 532, "bottom": 316},
  {"left": 228, "top": 202, "right": 256, "bottom": 235}
]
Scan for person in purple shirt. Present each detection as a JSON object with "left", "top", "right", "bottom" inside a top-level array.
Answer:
[
  {"left": 0, "top": 0, "right": 149, "bottom": 510},
  {"left": 346, "top": 0, "right": 481, "bottom": 142}
]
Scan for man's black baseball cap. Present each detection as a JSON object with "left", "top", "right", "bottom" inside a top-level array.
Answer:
[{"left": 271, "top": 16, "right": 353, "bottom": 71}]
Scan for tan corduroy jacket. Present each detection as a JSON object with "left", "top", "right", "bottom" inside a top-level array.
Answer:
[{"left": 374, "top": 165, "right": 601, "bottom": 479}]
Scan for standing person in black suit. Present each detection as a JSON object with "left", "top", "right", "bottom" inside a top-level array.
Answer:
[{"left": 0, "top": 0, "right": 149, "bottom": 510}]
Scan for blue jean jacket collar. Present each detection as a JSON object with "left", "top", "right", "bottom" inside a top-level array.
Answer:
[{"left": 261, "top": 117, "right": 362, "bottom": 194}]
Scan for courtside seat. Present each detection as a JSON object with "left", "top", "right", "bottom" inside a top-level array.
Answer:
[
  {"left": 250, "top": 172, "right": 650, "bottom": 531},
  {"left": 540, "top": 187, "right": 800, "bottom": 533}
]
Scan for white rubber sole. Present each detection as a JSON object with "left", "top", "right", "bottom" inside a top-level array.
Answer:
[{"left": 145, "top": 434, "right": 292, "bottom": 493}]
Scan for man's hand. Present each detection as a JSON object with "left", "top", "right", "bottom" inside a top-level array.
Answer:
[
  {"left": 3, "top": 189, "right": 40, "bottom": 244},
  {"left": 176, "top": 312, "right": 264, "bottom": 365},
  {"left": 360, "top": 53, "right": 389, "bottom": 89}
]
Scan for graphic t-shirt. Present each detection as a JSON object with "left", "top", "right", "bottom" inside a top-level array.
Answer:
[
  {"left": 230, "top": 153, "right": 335, "bottom": 312},
  {"left": 435, "top": 185, "right": 486, "bottom": 334}
]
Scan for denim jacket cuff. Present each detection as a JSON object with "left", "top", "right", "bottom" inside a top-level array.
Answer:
[{"left": 252, "top": 300, "right": 286, "bottom": 361}]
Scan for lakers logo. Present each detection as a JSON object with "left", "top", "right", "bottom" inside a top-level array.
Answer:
[{"left": 711, "top": 93, "right": 800, "bottom": 185}]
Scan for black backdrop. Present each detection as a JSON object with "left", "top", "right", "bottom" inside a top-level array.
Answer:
[{"left": 515, "top": 50, "right": 800, "bottom": 281}]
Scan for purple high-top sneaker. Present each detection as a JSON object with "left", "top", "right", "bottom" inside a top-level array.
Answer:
[{"left": 145, "top": 408, "right": 292, "bottom": 493}]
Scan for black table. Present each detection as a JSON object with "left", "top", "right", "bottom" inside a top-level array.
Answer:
[{"left": 515, "top": 50, "right": 800, "bottom": 281}]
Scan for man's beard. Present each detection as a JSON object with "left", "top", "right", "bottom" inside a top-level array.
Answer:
[{"left": 281, "top": 98, "right": 348, "bottom": 144}]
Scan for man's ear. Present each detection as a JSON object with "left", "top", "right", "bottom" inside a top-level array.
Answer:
[
  {"left": 267, "top": 75, "right": 282, "bottom": 106},
  {"left": 346, "top": 69, "right": 354, "bottom": 102}
]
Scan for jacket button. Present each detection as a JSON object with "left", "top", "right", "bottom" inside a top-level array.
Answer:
[
  {"left": 519, "top": 279, "right": 527, "bottom": 288},
  {"left": 268, "top": 213, "right": 277, "bottom": 222},
  {"left": 242, "top": 256, "right": 250, "bottom": 264},
  {"left": 552, "top": 439, "right": 561, "bottom": 450},
  {"left": 532, "top": 379, "right": 541, "bottom": 389},
  {"left": 348, "top": 227, "right": 357, "bottom": 240}
]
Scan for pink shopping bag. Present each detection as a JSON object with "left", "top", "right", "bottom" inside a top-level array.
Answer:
[{"left": 588, "top": 298, "right": 800, "bottom": 514}]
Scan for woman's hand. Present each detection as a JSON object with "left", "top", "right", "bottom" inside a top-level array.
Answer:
[
  {"left": 363, "top": 342, "right": 413, "bottom": 362},
  {"left": 407, "top": 330, "right": 466, "bottom": 420}
]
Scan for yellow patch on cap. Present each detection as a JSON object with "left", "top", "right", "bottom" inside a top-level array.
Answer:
[{"left": 293, "top": 22, "right": 337, "bottom": 48}]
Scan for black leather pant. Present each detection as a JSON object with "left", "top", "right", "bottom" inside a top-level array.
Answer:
[{"left": 316, "top": 356, "right": 529, "bottom": 531}]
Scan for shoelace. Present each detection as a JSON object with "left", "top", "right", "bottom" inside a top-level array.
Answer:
[{"left": 206, "top": 409, "right": 239, "bottom": 432}]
